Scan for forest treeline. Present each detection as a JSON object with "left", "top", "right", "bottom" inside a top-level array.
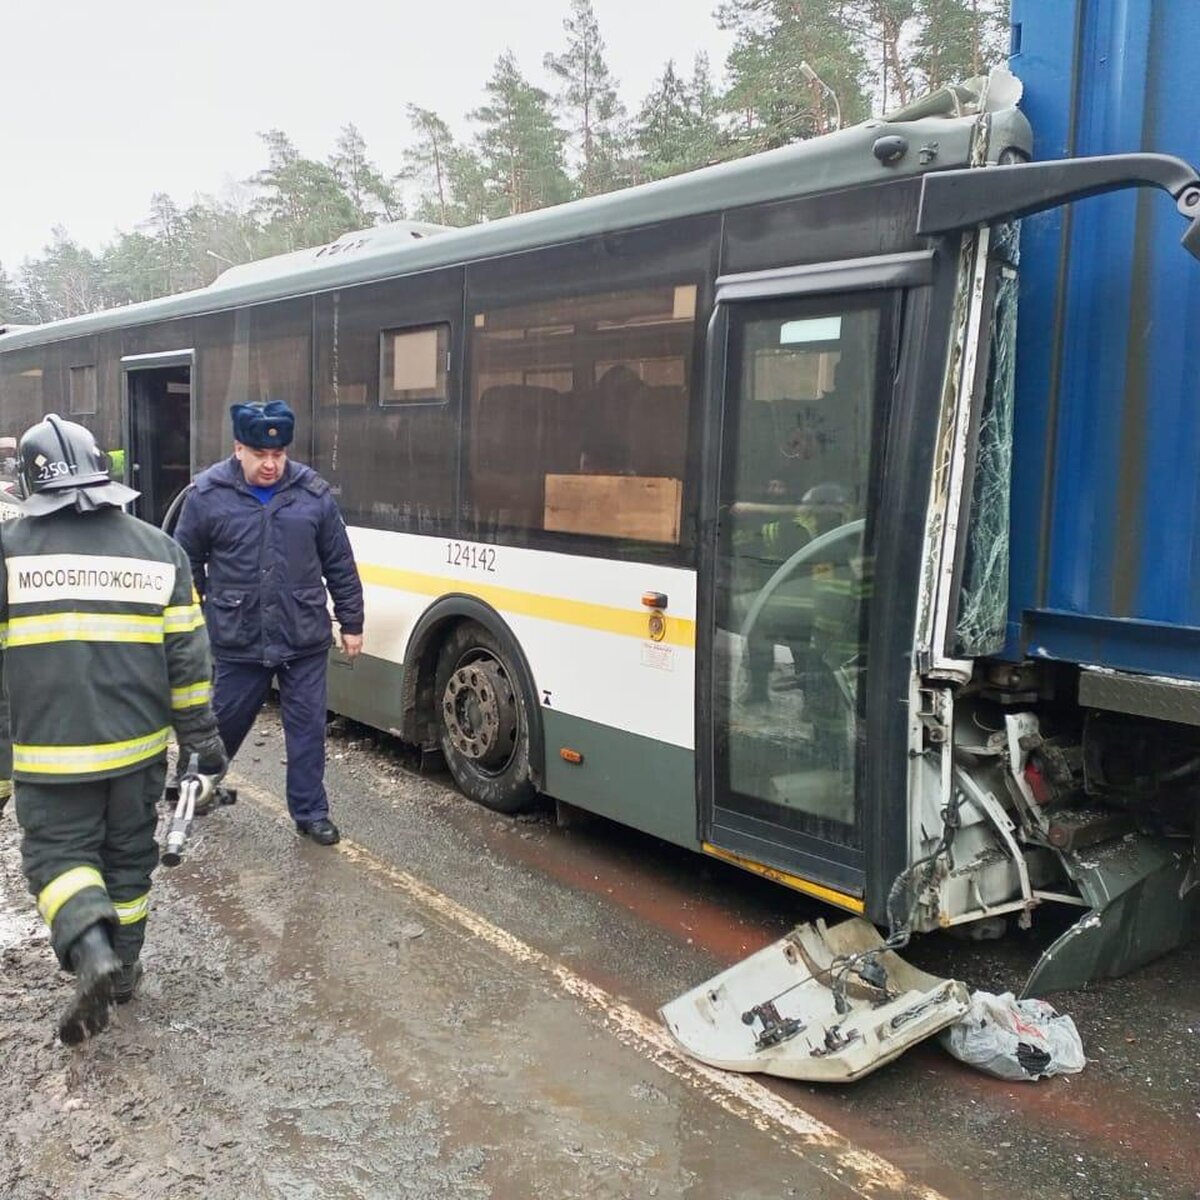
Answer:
[{"left": 0, "top": 0, "right": 1008, "bottom": 326}]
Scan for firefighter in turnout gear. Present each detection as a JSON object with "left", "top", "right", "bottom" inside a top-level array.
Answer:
[{"left": 0, "top": 415, "right": 226, "bottom": 1045}]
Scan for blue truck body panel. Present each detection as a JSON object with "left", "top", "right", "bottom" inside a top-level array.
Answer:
[{"left": 1007, "top": 1, "right": 1200, "bottom": 677}]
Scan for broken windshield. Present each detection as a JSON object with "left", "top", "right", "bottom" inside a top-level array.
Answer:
[{"left": 955, "top": 221, "right": 1020, "bottom": 657}]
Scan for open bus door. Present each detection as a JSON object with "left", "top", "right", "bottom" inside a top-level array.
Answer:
[{"left": 122, "top": 351, "right": 194, "bottom": 527}]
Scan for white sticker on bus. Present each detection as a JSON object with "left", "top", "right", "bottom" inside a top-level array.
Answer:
[{"left": 641, "top": 643, "right": 675, "bottom": 671}]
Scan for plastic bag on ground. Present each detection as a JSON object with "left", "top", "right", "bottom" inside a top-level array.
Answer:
[{"left": 939, "top": 990, "right": 1085, "bottom": 1081}]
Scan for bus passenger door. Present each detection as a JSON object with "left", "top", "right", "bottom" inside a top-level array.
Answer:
[
  {"left": 702, "top": 275, "right": 909, "bottom": 906},
  {"left": 123, "top": 352, "right": 194, "bottom": 527}
]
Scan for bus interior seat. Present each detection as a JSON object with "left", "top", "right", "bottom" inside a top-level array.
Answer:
[
  {"left": 473, "top": 382, "right": 564, "bottom": 527},
  {"left": 580, "top": 365, "right": 688, "bottom": 477}
]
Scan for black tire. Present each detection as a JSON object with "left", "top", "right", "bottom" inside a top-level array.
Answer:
[{"left": 433, "top": 621, "right": 538, "bottom": 814}]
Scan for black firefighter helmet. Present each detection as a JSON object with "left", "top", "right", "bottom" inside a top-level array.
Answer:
[{"left": 17, "top": 414, "right": 140, "bottom": 516}]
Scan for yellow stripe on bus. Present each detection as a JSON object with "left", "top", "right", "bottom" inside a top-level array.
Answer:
[
  {"left": 701, "top": 843, "right": 866, "bottom": 914},
  {"left": 358, "top": 563, "right": 697, "bottom": 648}
]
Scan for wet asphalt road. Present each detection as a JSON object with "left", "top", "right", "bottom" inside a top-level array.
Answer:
[
  {"left": 308, "top": 712, "right": 1200, "bottom": 1200},
  {"left": 2, "top": 704, "right": 1198, "bottom": 1199}
]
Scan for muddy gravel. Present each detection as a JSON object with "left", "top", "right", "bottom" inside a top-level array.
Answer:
[
  {"left": 0, "top": 750, "right": 849, "bottom": 1200},
  {"left": 1, "top": 823, "right": 483, "bottom": 1200}
]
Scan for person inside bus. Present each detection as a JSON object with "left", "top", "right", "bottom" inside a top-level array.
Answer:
[
  {"left": 579, "top": 364, "right": 645, "bottom": 476},
  {"left": 174, "top": 400, "right": 364, "bottom": 846}
]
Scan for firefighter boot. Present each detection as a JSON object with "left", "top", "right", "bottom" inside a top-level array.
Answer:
[
  {"left": 58, "top": 923, "right": 122, "bottom": 1046},
  {"left": 113, "top": 961, "right": 144, "bottom": 1005}
]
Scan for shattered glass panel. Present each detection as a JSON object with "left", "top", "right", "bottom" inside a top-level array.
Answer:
[{"left": 955, "top": 223, "right": 1020, "bottom": 657}]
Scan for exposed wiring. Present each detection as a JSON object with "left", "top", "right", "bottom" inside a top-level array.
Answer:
[
  {"left": 739, "top": 791, "right": 969, "bottom": 1030},
  {"left": 825, "top": 790, "right": 968, "bottom": 1016}
]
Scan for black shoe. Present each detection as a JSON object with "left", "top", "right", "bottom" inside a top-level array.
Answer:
[
  {"left": 295, "top": 817, "right": 340, "bottom": 846},
  {"left": 113, "top": 961, "right": 144, "bottom": 1005},
  {"left": 58, "top": 924, "right": 122, "bottom": 1046}
]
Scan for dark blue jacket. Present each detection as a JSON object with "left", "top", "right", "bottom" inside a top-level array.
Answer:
[{"left": 174, "top": 457, "right": 363, "bottom": 666}]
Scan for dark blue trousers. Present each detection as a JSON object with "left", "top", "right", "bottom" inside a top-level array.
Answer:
[{"left": 213, "top": 652, "right": 329, "bottom": 823}]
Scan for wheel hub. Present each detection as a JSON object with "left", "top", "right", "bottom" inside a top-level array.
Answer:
[{"left": 442, "top": 657, "right": 517, "bottom": 768}]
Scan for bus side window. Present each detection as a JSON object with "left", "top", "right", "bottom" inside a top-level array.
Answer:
[{"left": 467, "top": 283, "right": 696, "bottom": 547}]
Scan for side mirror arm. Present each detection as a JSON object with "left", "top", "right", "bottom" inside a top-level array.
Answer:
[{"left": 916, "top": 153, "right": 1200, "bottom": 257}]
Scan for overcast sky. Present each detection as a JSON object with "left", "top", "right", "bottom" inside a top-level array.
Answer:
[{"left": 0, "top": 0, "right": 733, "bottom": 268}]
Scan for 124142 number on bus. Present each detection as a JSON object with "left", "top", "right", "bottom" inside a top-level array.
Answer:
[{"left": 446, "top": 542, "right": 497, "bottom": 572}]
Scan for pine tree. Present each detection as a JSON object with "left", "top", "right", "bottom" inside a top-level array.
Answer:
[
  {"left": 443, "top": 148, "right": 492, "bottom": 226},
  {"left": 634, "top": 54, "right": 722, "bottom": 181},
  {"left": 101, "top": 231, "right": 167, "bottom": 306},
  {"left": 402, "top": 106, "right": 459, "bottom": 225},
  {"left": 635, "top": 60, "right": 691, "bottom": 180},
  {"left": 863, "top": 0, "right": 918, "bottom": 110},
  {"left": 688, "top": 52, "right": 722, "bottom": 138},
  {"left": 911, "top": 0, "right": 1009, "bottom": 91},
  {"left": 330, "top": 124, "right": 402, "bottom": 226},
  {"left": 0, "top": 262, "right": 24, "bottom": 325},
  {"left": 407, "top": 130, "right": 491, "bottom": 229},
  {"left": 177, "top": 197, "right": 260, "bottom": 284},
  {"left": 18, "top": 229, "right": 105, "bottom": 322},
  {"left": 544, "top": 0, "right": 628, "bottom": 196},
  {"left": 718, "top": 0, "right": 871, "bottom": 151},
  {"left": 471, "top": 52, "right": 571, "bottom": 217},
  {"left": 252, "top": 129, "right": 360, "bottom": 251},
  {"left": 142, "top": 192, "right": 185, "bottom": 293}
]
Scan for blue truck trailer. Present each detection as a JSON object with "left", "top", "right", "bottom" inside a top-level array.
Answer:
[
  {"left": 1011, "top": 0, "right": 1200, "bottom": 675},
  {"left": 995, "top": 2, "right": 1200, "bottom": 992}
]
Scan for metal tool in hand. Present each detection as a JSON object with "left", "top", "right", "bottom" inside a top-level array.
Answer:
[{"left": 161, "top": 752, "right": 236, "bottom": 866}]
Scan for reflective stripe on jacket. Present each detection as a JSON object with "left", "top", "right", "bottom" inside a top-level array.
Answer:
[{"left": 0, "top": 506, "right": 218, "bottom": 783}]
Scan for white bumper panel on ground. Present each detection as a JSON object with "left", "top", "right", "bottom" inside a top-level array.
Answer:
[{"left": 661, "top": 918, "right": 970, "bottom": 1083}]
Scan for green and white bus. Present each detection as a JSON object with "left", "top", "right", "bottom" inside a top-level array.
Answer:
[{"left": 5, "top": 70, "right": 1199, "bottom": 1031}]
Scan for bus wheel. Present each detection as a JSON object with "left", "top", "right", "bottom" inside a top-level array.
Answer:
[{"left": 434, "top": 622, "right": 537, "bottom": 814}]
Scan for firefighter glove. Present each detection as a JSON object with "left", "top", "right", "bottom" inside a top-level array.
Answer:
[{"left": 180, "top": 734, "right": 229, "bottom": 780}]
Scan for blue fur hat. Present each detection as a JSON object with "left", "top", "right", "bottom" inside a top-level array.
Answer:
[{"left": 230, "top": 400, "right": 294, "bottom": 448}]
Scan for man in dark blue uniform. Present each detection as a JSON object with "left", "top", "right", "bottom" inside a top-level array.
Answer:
[{"left": 174, "top": 401, "right": 364, "bottom": 846}]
